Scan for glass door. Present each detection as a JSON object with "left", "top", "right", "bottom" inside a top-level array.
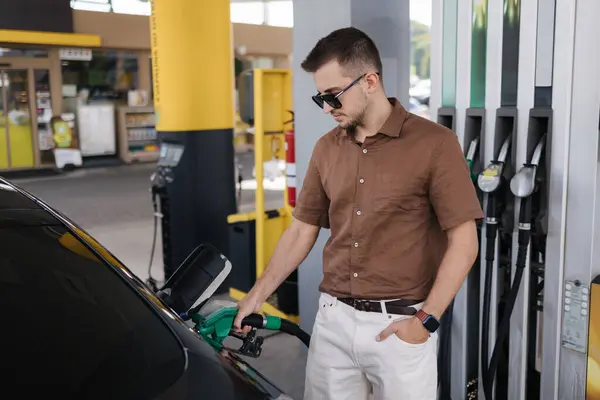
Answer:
[
  {"left": 35, "top": 69, "right": 55, "bottom": 165},
  {"left": 3, "top": 69, "right": 35, "bottom": 169},
  {"left": 0, "top": 72, "right": 8, "bottom": 169}
]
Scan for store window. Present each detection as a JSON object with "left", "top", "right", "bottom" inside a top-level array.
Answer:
[
  {"left": 265, "top": 1, "right": 293, "bottom": 27},
  {"left": 61, "top": 50, "right": 139, "bottom": 104},
  {"left": 70, "top": 0, "right": 111, "bottom": 12},
  {"left": 0, "top": 47, "right": 48, "bottom": 58},
  {"left": 111, "top": 0, "right": 151, "bottom": 15},
  {"left": 230, "top": 1, "right": 265, "bottom": 25},
  {"left": 71, "top": 0, "right": 294, "bottom": 26},
  {"left": 71, "top": 0, "right": 150, "bottom": 14}
]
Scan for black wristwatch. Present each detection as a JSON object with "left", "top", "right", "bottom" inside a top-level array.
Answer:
[{"left": 416, "top": 309, "right": 440, "bottom": 333}]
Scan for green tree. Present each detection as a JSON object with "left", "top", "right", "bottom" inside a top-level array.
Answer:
[{"left": 411, "top": 20, "right": 431, "bottom": 79}]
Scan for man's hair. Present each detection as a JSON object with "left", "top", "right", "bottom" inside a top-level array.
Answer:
[{"left": 301, "top": 27, "right": 383, "bottom": 79}]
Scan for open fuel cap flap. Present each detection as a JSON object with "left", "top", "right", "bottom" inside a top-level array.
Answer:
[{"left": 157, "top": 243, "right": 232, "bottom": 316}]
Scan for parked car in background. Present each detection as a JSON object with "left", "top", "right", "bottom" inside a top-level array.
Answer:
[
  {"left": 409, "top": 96, "right": 430, "bottom": 119},
  {"left": 410, "top": 79, "right": 431, "bottom": 106}
]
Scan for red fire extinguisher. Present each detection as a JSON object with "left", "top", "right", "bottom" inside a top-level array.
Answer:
[{"left": 284, "top": 111, "right": 296, "bottom": 208}]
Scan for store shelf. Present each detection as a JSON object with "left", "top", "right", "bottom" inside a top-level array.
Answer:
[{"left": 116, "top": 106, "right": 159, "bottom": 164}]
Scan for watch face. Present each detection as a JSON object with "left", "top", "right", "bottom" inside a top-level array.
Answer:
[{"left": 423, "top": 316, "right": 440, "bottom": 333}]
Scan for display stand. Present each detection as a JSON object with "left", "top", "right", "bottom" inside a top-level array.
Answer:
[{"left": 116, "top": 106, "right": 159, "bottom": 163}]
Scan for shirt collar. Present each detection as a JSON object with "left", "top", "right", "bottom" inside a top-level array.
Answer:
[{"left": 336, "top": 97, "right": 408, "bottom": 138}]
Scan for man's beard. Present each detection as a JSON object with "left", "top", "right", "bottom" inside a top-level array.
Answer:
[{"left": 340, "top": 107, "right": 367, "bottom": 135}]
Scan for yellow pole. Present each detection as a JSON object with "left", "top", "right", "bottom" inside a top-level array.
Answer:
[
  {"left": 149, "top": 0, "right": 237, "bottom": 277},
  {"left": 150, "top": 0, "right": 234, "bottom": 132},
  {"left": 254, "top": 70, "right": 265, "bottom": 279}
]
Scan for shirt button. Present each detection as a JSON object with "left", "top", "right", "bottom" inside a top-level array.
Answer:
[
  {"left": 356, "top": 210, "right": 361, "bottom": 216},
  {"left": 353, "top": 272, "right": 358, "bottom": 278},
  {"left": 354, "top": 242, "right": 359, "bottom": 247},
  {"left": 359, "top": 178, "right": 365, "bottom": 184},
  {"left": 363, "top": 148, "right": 368, "bottom": 154}
]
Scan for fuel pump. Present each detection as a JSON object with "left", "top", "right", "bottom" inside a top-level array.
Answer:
[
  {"left": 146, "top": 141, "right": 185, "bottom": 291},
  {"left": 483, "top": 135, "right": 546, "bottom": 398},
  {"left": 477, "top": 135, "right": 512, "bottom": 399}
]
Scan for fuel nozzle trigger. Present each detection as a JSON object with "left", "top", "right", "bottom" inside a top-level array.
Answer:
[
  {"left": 235, "top": 328, "right": 265, "bottom": 358},
  {"left": 222, "top": 328, "right": 265, "bottom": 358}
]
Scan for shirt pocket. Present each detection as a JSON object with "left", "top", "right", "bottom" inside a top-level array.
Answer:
[{"left": 374, "top": 173, "right": 427, "bottom": 212}]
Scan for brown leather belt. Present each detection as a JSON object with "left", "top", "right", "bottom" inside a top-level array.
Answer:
[{"left": 337, "top": 297, "right": 423, "bottom": 316}]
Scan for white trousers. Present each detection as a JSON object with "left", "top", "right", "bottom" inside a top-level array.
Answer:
[{"left": 303, "top": 292, "right": 438, "bottom": 400}]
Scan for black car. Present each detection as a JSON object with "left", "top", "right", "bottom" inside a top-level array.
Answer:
[{"left": 0, "top": 176, "right": 295, "bottom": 399}]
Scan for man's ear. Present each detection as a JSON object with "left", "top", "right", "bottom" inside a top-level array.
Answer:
[{"left": 365, "top": 72, "right": 380, "bottom": 92}]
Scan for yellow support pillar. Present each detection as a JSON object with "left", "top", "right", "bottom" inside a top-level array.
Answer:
[
  {"left": 251, "top": 69, "right": 293, "bottom": 278},
  {"left": 150, "top": 0, "right": 234, "bottom": 131},
  {"left": 149, "top": 0, "right": 237, "bottom": 278}
]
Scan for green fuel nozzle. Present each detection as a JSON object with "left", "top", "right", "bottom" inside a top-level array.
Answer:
[
  {"left": 466, "top": 137, "right": 479, "bottom": 183},
  {"left": 189, "top": 300, "right": 310, "bottom": 357}
]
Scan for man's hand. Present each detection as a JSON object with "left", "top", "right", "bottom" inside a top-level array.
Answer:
[
  {"left": 231, "top": 217, "right": 320, "bottom": 334},
  {"left": 376, "top": 317, "right": 429, "bottom": 344},
  {"left": 233, "top": 292, "right": 263, "bottom": 334}
]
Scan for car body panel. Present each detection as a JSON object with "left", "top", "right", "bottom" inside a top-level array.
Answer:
[{"left": 0, "top": 176, "right": 290, "bottom": 399}]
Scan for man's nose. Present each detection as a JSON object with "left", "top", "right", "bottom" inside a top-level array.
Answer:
[{"left": 323, "top": 103, "right": 333, "bottom": 114}]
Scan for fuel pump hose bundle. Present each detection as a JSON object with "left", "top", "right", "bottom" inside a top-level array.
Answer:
[
  {"left": 482, "top": 135, "right": 545, "bottom": 398},
  {"left": 484, "top": 197, "right": 531, "bottom": 395}
]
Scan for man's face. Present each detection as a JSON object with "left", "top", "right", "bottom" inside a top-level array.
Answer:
[{"left": 312, "top": 60, "right": 369, "bottom": 131}]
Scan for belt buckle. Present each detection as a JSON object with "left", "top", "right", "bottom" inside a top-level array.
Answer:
[{"left": 353, "top": 299, "right": 371, "bottom": 312}]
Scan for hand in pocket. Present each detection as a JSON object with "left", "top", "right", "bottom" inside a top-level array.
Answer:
[{"left": 376, "top": 316, "right": 429, "bottom": 345}]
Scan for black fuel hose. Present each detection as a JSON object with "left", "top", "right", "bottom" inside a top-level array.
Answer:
[
  {"left": 240, "top": 313, "right": 311, "bottom": 348},
  {"left": 481, "top": 193, "right": 499, "bottom": 398},
  {"left": 483, "top": 198, "right": 531, "bottom": 398},
  {"left": 481, "top": 225, "right": 498, "bottom": 398},
  {"left": 280, "top": 319, "right": 311, "bottom": 347}
]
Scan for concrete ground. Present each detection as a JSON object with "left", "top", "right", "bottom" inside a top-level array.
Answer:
[{"left": 11, "top": 157, "right": 308, "bottom": 400}]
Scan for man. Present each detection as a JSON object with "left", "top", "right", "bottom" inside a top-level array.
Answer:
[{"left": 233, "top": 27, "right": 483, "bottom": 399}]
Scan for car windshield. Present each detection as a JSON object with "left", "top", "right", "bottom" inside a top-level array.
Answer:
[{"left": 0, "top": 217, "right": 186, "bottom": 398}]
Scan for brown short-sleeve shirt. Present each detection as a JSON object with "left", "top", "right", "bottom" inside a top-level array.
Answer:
[{"left": 293, "top": 98, "right": 484, "bottom": 301}]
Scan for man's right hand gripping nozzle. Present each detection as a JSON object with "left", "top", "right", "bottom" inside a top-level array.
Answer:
[{"left": 233, "top": 292, "right": 263, "bottom": 334}]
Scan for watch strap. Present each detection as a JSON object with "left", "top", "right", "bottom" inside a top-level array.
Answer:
[
  {"left": 415, "top": 309, "right": 429, "bottom": 323},
  {"left": 415, "top": 309, "right": 440, "bottom": 333}
]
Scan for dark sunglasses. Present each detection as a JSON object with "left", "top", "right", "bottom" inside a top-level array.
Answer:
[{"left": 311, "top": 73, "right": 379, "bottom": 110}]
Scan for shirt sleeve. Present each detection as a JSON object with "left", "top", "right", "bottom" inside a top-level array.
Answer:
[
  {"left": 429, "top": 132, "right": 484, "bottom": 231},
  {"left": 292, "top": 143, "right": 330, "bottom": 229}
]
